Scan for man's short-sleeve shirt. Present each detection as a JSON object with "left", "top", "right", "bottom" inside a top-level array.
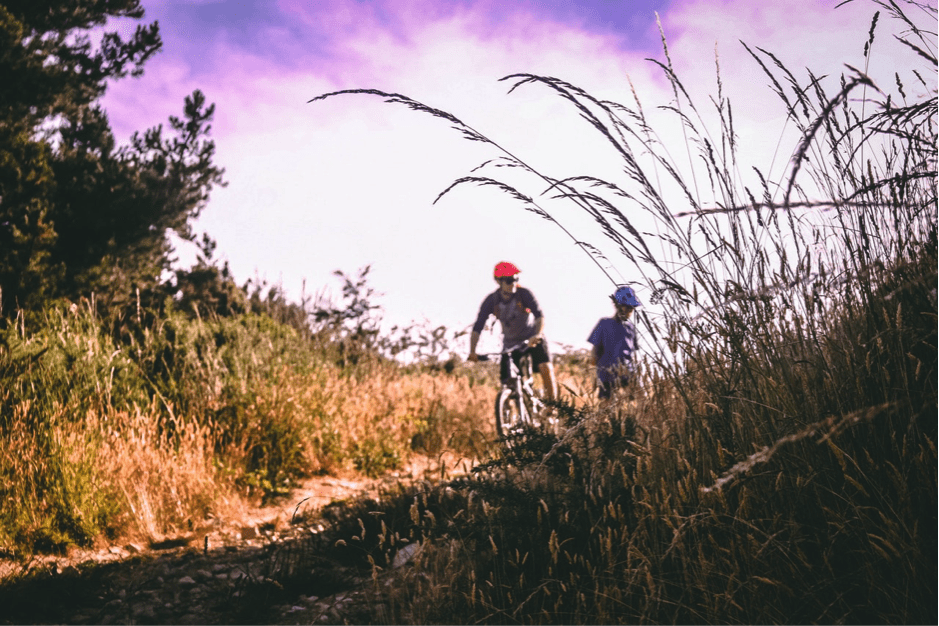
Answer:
[
  {"left": 473, "top": 287, "right": 542, "bottom": 350},
  {"left": 587, "top": 317, "right": 638, "bottom": 383}
]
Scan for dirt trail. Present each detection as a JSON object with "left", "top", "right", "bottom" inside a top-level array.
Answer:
[{"left": 0, "top": 454, "right": 470, "bottom": 625}]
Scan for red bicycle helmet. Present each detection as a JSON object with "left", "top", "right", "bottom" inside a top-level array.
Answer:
[{"left": 493, "top": 261, "right": 521, "bottom": 278}]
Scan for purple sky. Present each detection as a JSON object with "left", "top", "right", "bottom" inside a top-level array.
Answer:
[
  {"left": 100, "top": 0, "right": 924, "bottom": 355},
  {"left": 146, "top": 0, "right": 672, "bottom": 70}
]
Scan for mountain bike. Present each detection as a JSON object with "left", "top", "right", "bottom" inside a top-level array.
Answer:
[{"left": 477, "top": 343, "right": 555, "bottom": 440}]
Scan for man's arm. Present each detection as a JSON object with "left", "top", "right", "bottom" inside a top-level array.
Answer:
[
  {"left": 519, "top": 288, "right": 545, "bottom": 346},
  {"left": 468, "top": 293, "right": 495, "bottom": 362},
  {"left": 528, "top": 316, "right": 545, "bottom": 346},
  {"left": 519, "top": 288, "right": 543, "bottom": 319},
  {"left": 468, "top": 330, "right": 481, "bottom": 362}
]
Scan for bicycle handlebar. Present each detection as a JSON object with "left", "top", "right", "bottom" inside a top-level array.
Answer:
[{"left": 473, "top": 342, "right": 532, "bottom": 362}]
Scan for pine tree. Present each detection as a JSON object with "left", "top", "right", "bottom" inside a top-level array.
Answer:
[{"left": 0, "top": 1, "right": 225, "bottom": 314}]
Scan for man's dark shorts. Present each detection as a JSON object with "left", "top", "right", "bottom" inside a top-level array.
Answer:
[{"left": 500, "top": 340, "right": 551, "bottom": 382}]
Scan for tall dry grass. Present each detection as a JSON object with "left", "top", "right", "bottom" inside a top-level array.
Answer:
[
  {"left": 0, "top": 291, "right": 494, "bottom": 558},
  {"left": 301, "top": 1, "right": 936, "bottom": 623}
]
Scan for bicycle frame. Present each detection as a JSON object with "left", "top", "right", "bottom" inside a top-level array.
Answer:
[{"left": 480, "top": 343, "right": 546, "bottom": 439}]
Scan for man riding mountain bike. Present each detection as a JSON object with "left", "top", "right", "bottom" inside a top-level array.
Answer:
[{"left": 467, "top": 261, "right": 558, "bottom": 403}]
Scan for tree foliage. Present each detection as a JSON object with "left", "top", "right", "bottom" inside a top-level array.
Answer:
[{"left": 0, "top": 0, "right": 225, "bottom": 314}]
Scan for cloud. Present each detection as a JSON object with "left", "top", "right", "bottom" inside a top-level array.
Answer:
[
  {"left": 99, "top": 0, "right": 927, "bottom": 351},
  {"left": 191, "top": 2, "right": 657, "bottom": 336}
]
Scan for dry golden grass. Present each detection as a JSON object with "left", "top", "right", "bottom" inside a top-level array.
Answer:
[
  {"left": 97, "top": 406, "right": 226, "bottom": 543},
  {"left": 0, "top": 349, "right": 499, "bottom": 557},
  {"left": 299, "top": 363, "right": 496, "bottom": 468},
  {"left": 296, "top": 6, "right": 936, "bottom": 619}
]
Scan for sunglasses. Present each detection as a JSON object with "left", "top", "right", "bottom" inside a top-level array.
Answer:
[{"left": 499, "top": 276, "right": 518, "bottom": 284}]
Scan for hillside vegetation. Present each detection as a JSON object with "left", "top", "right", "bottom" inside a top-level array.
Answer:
[
  {"left": 297, "top": 1, "right": 936, "bottom": 623},
  {"left": 0, "top": 268, "right": 501, "bottom": 555},
  {"left": 0, "top": 1, "right": 491, "bottom": 559},
  {"left": 0, "top": 1, "right": 935, "bottom": 623}
]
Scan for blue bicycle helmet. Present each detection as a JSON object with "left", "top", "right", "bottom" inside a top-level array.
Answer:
[{"left": 612, "top": 286, "right": 641, "bottom": 307}]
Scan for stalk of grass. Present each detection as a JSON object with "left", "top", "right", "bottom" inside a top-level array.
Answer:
[{"left": 304, "top": 1, "right": 936, "bottom": 623}]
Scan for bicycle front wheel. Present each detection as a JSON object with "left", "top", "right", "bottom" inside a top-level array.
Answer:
[{"left": 495, "top": 388, "right": 523, "bottom": 439}]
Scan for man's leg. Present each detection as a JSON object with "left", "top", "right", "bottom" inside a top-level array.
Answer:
[
  {"left": 530, "top": 341, "right": 557, "bottom": 403},
  {"left": 499, "top": 353, "right": 511, "bottom": 384},
  {"left": 538, "top": 361, "right": 557, "bottom": 402}
]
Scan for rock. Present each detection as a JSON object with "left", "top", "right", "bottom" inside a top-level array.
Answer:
[
  {"left": 392, "top": 542, "right": 422, "bottom": 568},
  {"left": 179, "top": 613, "right": 200, "bottom": 624},
  {"left": 178, "top": 576, "right": 197, "bottom": 586},
  {"left": 195, "top": 569, "right": 213, "bottom": 581}
]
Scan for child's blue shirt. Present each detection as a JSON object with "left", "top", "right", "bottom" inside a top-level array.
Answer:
[{"left": 587, "top": 317, "right": 638, "bottom": 383}]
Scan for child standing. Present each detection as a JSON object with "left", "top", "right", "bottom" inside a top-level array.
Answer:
[{"left": 587, "top": 286, "right": 641, "bottom": 400}]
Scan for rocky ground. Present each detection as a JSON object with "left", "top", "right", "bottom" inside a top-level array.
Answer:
[{"left": 0, "top": 457, "right": 465, "bottom": 625}]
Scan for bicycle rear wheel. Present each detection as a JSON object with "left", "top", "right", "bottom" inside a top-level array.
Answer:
[{"left": 495, "top": 388, "right": 523, "bottom": 439}]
